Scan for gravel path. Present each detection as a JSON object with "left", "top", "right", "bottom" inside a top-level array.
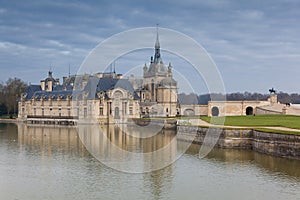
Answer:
[{"left": 186, "top": 119, "right": 300, "bottom": 133}]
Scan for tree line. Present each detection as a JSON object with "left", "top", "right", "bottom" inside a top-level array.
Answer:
[
  {"left": 179, "top": 92, "right": 300, "bottom": 105},
  {"left": 0, "top": 78, "right": 27, "bottom": 117},
  {"left": 1, "top": 76, "right": 300, "bottom": 117}
]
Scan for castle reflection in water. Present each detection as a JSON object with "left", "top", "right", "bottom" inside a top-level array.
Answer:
[
  {"left": 16, "top": 123, "right": 183, "bottom": 172},
  {"left": 17, "top": 124, "right": 178, "bottom": 153},
  {"left": 15, "top": 123, "right": 300, "bottom": 177}
]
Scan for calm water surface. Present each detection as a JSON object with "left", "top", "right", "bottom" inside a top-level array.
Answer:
[{"left": 0, "top": 123, "right": 300, "bottom": 200}]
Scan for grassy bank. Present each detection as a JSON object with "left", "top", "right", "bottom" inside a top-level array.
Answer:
[
  {"left": 0, "top": 115, "right": 17, "bottom": 119},
  {"left": 253, "top": 128, "right": 300, "bottom": 135},
  {"left": 201, "top": 115, "right": 300, "bottom": 130}
]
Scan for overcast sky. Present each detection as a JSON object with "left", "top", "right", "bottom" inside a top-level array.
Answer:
[{"left": 0, "top": 0, "right": 299, "bottom": 93}]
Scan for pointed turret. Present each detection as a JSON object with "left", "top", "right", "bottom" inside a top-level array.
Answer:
[
  {"left": 144, "top": 26, "right": 168, "bottom": 78},
  {"left": 155, "top": 28, "right": 160, "bottom": 49},
  {"left": 153, "top": 26, "right": 162, "bottom": 64}
]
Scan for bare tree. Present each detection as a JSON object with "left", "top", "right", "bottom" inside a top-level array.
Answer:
[{"left": 2, "top": 78, "right": 27, "bottom": 116}]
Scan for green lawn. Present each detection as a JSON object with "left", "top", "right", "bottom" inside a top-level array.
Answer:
[
  {"left": 0, "top": 115, "right": 16, "bottom": 119},
  {"left": 200, "top": 115, "right": 300, "bottom": 130}
]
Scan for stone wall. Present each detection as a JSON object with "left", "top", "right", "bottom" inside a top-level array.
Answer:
[
  {"left": 256, "top": 107, "right": 282, "bottom": 115},
  {"left": 177, "top": 126, "right": 300, "bottom": 159},
  {"left": 180, "top": 104, "right": 208, "bottom": 116},
  {"left": 207, "top": 100, "right": 271, "bottom": 116},
  {"left": 130, "top": 118, "right": 177, "bottom": 130},
  {"left": 252, "top": 131, "right": 300, "bottom": 158}
]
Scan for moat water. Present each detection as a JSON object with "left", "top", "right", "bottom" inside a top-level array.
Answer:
[{"left": 0, "top": 123, "right": 300, "bottom": 200}]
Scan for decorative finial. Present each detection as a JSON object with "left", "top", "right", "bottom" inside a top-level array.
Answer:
[
  {"left": 113, "top": 61, "right": 116, "bottom": 73},
  {"left": 49, "top": 61, "right": 53, "bottom": 73},
  {"left": 68, "top": 64, "right": 71, "bottom": 78}
]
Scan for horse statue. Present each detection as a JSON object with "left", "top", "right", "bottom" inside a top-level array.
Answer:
[{"left": 269, "top": 87, "right": 276, "bottom": 94}]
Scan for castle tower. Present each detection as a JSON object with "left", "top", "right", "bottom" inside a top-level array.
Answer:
[{"left": 141, "top": 28, "right": 178, "bottom": 117}]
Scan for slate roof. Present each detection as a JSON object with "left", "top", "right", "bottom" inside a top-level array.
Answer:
[
  {"left": 23, "top": 85, "right": 41, "bottom": 100},
  {"left": 32, "top": 90, "right": 73, "bottom": 100},
  {"left": 84, "top": 77, "right": 140, "bottom": 99},
  {"left": 23, "top": 77, "right": 140, "bottom": 101},
  {"left": 23, "top": 84, "right": 74, "bottom": 100}
]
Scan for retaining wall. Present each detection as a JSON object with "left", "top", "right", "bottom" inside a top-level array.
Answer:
[{"left": 177, "top": 126, "right": 300, "bottom": 159}]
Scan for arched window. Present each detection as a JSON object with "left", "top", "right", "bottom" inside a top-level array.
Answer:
[
  {"left": 246, "top": 107, "right": 254, "bottom": 115},
  {"left": 211, "top": 106, "right": 219, "bottom": 116},
  {"left": 183, "top": 109, "right": 195, "bottom": 116}
]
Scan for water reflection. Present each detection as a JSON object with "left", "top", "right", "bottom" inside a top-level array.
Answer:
[
  {"left": 186, "top": 143, "right": 300, "bottom": 178},
  {"left": 0, "top": 123, "right": 297, "bottom": 178},
  {"left": 17, "top": 123, "right": 88, "bottom": 158},
  {"left": 77, "top": 124, "right": 182, "bottom": 173},
  {"left": 0, "top": 123, "right": 300, "bottom": 200}
]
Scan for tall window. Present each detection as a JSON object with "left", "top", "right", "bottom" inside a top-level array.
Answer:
[
  {"left": 67, "top": 97, "right": 71, "bottom": 106},
  {"left": 99, "top": 107, "right": 103, "bottom": 116},
  {"left": 109, "top": 102, "right": 112, "bottom": 115},
  {"left": 84, "top": 108, "right": 87, "bottom": 118},
  {"left": 151, "top": 80, "right": 154, "bottom": 100},
  {"left": 124, "top": 102, "right": 127, "bottom": 115}
]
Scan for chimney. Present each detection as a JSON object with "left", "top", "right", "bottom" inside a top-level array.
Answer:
[
  {"left": 40, "top": 80, "right": 45, "bottom": 91},
  {"left": 63, "top": 76, "right": 67, "bottom": 84},
  {"left": 47, "top": 80, "right": 53, "bottom": 91},
  {"left": 117, "top": 74, "right": 123, "bottom": 79},
  {"left": 55, "top": 78, "right": 60, "bottom": 85}
]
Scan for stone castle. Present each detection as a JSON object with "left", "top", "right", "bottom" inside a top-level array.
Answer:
[
  {"left": 18, "top": 33, "right": 300, "bottom": 125},
  {"left": 18, "top": 32, "right": 178, "bottom": 124}
]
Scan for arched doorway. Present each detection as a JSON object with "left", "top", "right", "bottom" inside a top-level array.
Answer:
[
  {"left": 211, "top": 106, "right": 219, "bottom": 116},
  {"left": 183, "top": 109, "right": 195, "bottom": 116},
  {"left": 114, "top": 107, "right": 120, "bottom": 119},
  {"left": 246, "top": 107, "right": 253, "bottom": 115}
]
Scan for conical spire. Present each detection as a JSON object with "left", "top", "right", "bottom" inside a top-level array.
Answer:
[
  {"left": 145, "top": 25, "right": 168, "bottom": 77},
  {"left": 153, "top": 25, "right": 162, "bottom": 64},
  {"left": 155, "top": 25, "right": 160, "bottom": 49}
]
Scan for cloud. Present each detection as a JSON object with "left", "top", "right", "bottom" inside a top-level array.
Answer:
[
  {"left": 0, "top": 0, "right": 299, "bottom": 93},
  {"left": 0, "top": 8, "right": 6, "bottom": 14},
  {"left": 235, "top": 10, "right": 264, "bottom": 20}
]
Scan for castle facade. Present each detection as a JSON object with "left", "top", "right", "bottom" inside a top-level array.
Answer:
[{"left": 18, "top": 33, "right": 178, "bottom": 124}]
